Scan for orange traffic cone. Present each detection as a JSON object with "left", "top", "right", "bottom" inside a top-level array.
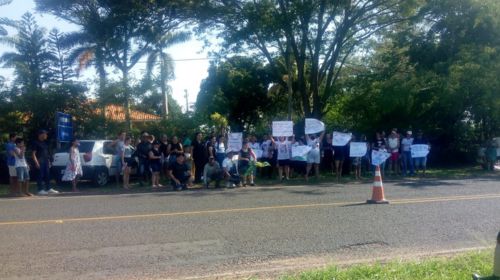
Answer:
[{"left": 367, "top": 165, "right": 389, "bottom": 204}]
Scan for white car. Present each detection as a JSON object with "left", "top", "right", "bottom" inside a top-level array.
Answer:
[{"left": 51, "top": 140, "right": 136, "bottom": 186}]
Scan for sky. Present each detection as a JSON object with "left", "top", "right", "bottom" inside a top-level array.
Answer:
[{"left": 0, "top": 0, "right": 210, "bottom": 112}]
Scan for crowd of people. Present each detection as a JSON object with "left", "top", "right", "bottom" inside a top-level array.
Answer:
[{"left": 4, "top": 127, "right": 433, "bottom": 197}]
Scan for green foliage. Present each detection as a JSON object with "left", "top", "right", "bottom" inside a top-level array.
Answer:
[{"left": 196, "top": 56, "right": 274, "bottom": 131}]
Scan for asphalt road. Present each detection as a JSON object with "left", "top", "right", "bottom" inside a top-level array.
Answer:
[{"left": 0, "top": 176, "right": 499, "bottom": 279}]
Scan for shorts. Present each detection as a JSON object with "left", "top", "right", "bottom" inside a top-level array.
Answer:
[
  {"left": 114, "top": 156, "right": 122, "bottom": 172},
  {"left": 150, "top": 162, "right": 161, "bottom": 173},
  {"left": 307, "top": 149, "right": 321, "bottom": 164},
  {"left": 390, "top": 152, "right": 399, "bottom": 161},
  {"left": 278, "top": 159, "right": 290, "bottom": 167},
  {"left": 8, "top": 166, "right": 17, "bottom": 177},
  {"left": 124, "top": 157, "right": 137, "bottom": 168},
  {"left": 16, "top": 167, "right": 29, "bottom": 182},
  {"left": 351, "top": 157, "right": 361, "bottom": 166},
  {"left": 333, "top": 146, "right": 345, "bottom": 161},
  {"left": 414, "top": 157, "right": 427, "bottom": 168}
]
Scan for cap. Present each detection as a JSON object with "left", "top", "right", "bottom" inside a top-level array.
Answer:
[
  {"left": 37, "top": 129, "right": 48, "bottom": 135},
  {"left": 407, "top": 131, "right": 412, "bottom": 135}
]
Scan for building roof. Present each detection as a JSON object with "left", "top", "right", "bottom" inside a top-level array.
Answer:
[{"left": 97, "top": 104, "right": 161, "bottom": 122}]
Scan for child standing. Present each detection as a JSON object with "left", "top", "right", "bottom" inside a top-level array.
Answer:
[
  {"left": 14, "top": 138, "right": 33, "bottom": 196},
  {"left": 62, "top": 139, "right": 83, "bottom": 192}
]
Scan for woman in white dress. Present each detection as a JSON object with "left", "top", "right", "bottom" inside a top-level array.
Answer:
[{"left": 62, "top": 139, "right": 83, "bottom": 192}]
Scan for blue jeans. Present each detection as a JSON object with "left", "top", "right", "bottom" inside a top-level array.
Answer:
[
  {"left": 402, "top": 151, "right": 414, "bottom": 175},
  {"left": 37, "top": 160, "right": 51, "bottom": 191}
]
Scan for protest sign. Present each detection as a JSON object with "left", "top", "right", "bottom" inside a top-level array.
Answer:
[
  {"left": 305, "top": 118, "right": 325, "bottom": 134},
  {"left": 349, "top": 142, "right": 368, "bottom": 157},
  {"left": 411, "top": 144, "right": 430, "bottom": 158},
  {"left": 332, "top": 131, "right": 352, "bottom": 146},
  {"left": 371, "top": 150, "right": 391, "bottom": 166},
  {"left": 272, "top": 121, "right": 294, "bottom": 137},
  {"left": 227, "top": 133, "right": 242, "bottom": 152},
  {"left": 291, "top": 145, "right": 311, "bottom": 161}
]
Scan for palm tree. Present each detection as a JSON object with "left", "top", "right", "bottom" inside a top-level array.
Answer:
[
  {"left": 0, "top": 0, "right": 13, "bottom": 36},
  {"left": 144, "top": 31, "right": 190, "bottom": 119}
]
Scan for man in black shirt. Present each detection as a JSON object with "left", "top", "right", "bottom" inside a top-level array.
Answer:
[
  {"left": 136, "top": 132, "right": 152, "bottom": 186},
  {"left": 168, "top": 153, "right": 192, "bottom": 191},
  {"left": 32, "top": 130, "right": 59, "bottom": 195},
  {"left": 192, "top": 132, "right": 206, "bottom": 183}
]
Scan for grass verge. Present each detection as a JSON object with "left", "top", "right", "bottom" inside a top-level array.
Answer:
[{"left": 280, "top": 250, "right": 496, "bottom": 280}]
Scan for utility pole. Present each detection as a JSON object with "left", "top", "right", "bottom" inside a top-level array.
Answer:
[{"left": 184, "top": 89, "right": 189, "bottom": 114}]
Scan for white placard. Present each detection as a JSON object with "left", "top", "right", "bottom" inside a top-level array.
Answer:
[
  {"left": 227, "top": 133, "right": 242, "bottom": 152},
  {"left": 272, "top": 121, "right": 294, "bottom": 137},
  {"left": 332, "top": 131, "right": 352, "bottom": 146},
  {"left": 411, "top": 144, "right": 430, "bottom": 158},
  {"left": 371, "top": 150, "right": 390, "bottom": 166},
  {"left": 291, "top": 145, "right": 312, "bottom": 159},
  {"left": 305, "top": 118, "right": 325, "bottom": 134},
  {"left": 349, "top": 142, "right": 368, "bottom": 157}
]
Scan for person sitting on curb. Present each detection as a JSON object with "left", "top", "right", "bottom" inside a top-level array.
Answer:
[
  {"left": 167, "top": 152, "right": 192, "bottom": 191},
  {"left": 222, "top": 152, "right": 240, "bottom": 188},
  {"left": 203, "top": 156, "right": 223, "bottom": 188}
]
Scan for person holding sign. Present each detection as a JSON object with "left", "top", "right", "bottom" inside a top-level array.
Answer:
[
  {"left": 371, "top": 132, "right": 387, "bottom": 177},
  {"left": 332, "top": 131, "right": 351, "bottom": 182},
  {"left": 413, "top": 130, "right": 430, "bottom": 176},
  {"left": 271, "top": 136, "right": 291, "bottom": 181},
  {"left": 238, "top": 141, "right": 254, "bottom": 186},
  {"left": 349, "top": 135, "right": 363, "bottom": 180},
  {"left": 305, "top": 132, "right": 325, "bottom": 181},
  {"left": 401, "top": 131, "right": 414, "bottom": 176}
]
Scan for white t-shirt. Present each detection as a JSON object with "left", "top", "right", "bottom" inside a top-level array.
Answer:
[
  {"left": 276, "top": 140, "right": 291, "bottom": 160},
  {"left": 261, "top": 140, "right": 272, "bottom": 158},
  {"left": 216, "top": 142, "right": 226, "bottom": 153},
  {"left": 222, "top": 158, "right": 234, "bottom": 171},
  {"left": 14, "top": 147, "right": 28, "bottom": 168},
  {"left": 307, "top": 138, "right": 320, "bottom": 150},
  {"left": 401, "top": 137, "right": 414, "bottom": 152},
  {"left": 388, "top": 137, "right": 399, "bottom": 152}
]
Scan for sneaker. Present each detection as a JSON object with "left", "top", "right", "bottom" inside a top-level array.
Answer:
[
  {"left": 47, "top": 188, "right": 60, "bottom": 194},
  {"left": 38, "top": 190, "right": 48, "bottom": 195},
  {"left": 250, "top": 183, "right": 255, "bottom": 186}
]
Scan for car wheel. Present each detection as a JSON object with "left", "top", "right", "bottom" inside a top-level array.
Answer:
[{"left": 94, "top": 168, "right": 109, "bottom": 186}]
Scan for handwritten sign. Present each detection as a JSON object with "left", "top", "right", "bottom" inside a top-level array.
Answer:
[
  {"left": 349, "top": 142, "right": 368, "bottom": 157},
  {"left": 411, "top": 144, "right": 430, "bottom": 158},
  {"left": 291, "top": 145, "right": 311, "bottom": 161},
  {"left": 305, "top": 118, "right": 325, "bottom": 134},
  {"left": 227, "top": 133, "right": 242, "bottom": 152},
  {"left": 371, "top": 150, "right": 390, "bottom": 166},
  {"left": 332, "top": 131, "right": 352, "bottom": 146},
  {"left": 273, "top": 121, "right": 294, "bottom": 137}
]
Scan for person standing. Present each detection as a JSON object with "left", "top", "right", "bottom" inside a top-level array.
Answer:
[
  {"left": 149, "top": 141, "right": 163, "bottom": 189},
  {"left": 32, "top": 130, "right": 59, "bottom": 195},
  {"left": 121, "top": 137, "right": 135, "bottom": 189},
  {"left": 372, "top": 132, "right": 387, "bottom": 177},
  {"left": 305, "top": 132, "right": 325, "bottom": 181},
  {"left": 413, "top": 130, "right": 430, "bottom": 176},
  {"left": 387, "top": 130, "right": 401, "bottom": 176},
  {"left": 136, "top": 132, "right": 152, "bottom": 186},
  {"left": 113, "top": 132, "right": 126, "bottom": 186},
  {"left": 6, "top": 133, "right": 19, "bottom": 196},
  {"left": 192, "top": 132, "right": 207, "bottom": 184},
  {"left": 14, "top": 138, "right": 33, "bottom": 196},
  {"left": 260, "top": 134, "right": 274, "bottom": 179},
  {"left": 401, "top": 131, "right": 415, "bottom": 176},
  {"left": 159, "top": 134, "right": 169, "bottom": 177},
  {"left": 322, "top": 133, "right": 334, "bottom": 175},
  {"left": 62, "top": 139, "right": 83, "bottom": 192},
  {"left": 271, "top": 136, "right": 291, "bottom": 181},
  {"left": 215, "top": 135, "right": 227, "bottom": 167}
]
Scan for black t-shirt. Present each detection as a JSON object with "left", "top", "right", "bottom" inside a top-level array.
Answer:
[
  {"left": 159, "top": 142, "right": 169, "bottom": 157},
  {"left": 169, "top": 142, "right": 182, "bottom": 154},
  {"left": 136, "top": 141, "right": 152, "bottom": 160},
  {"left": 372, "top": 138, "right": 386, "bottom": 151},
  {"left": 168, "top": 161, "right": 189, "bottom": 179},
  {"left": 192, "top": 140, "right": 206, "bottom": 162},
  {"left": 149, "top": 149, "right": 161, "bottom": 165},
  {"left": 32, "top": 140, "right": 50, "bottom": 162}
]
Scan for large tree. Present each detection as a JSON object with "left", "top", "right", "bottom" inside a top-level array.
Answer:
[{"left": 198, "top": 0, "right": 420, "bottom": 118}]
